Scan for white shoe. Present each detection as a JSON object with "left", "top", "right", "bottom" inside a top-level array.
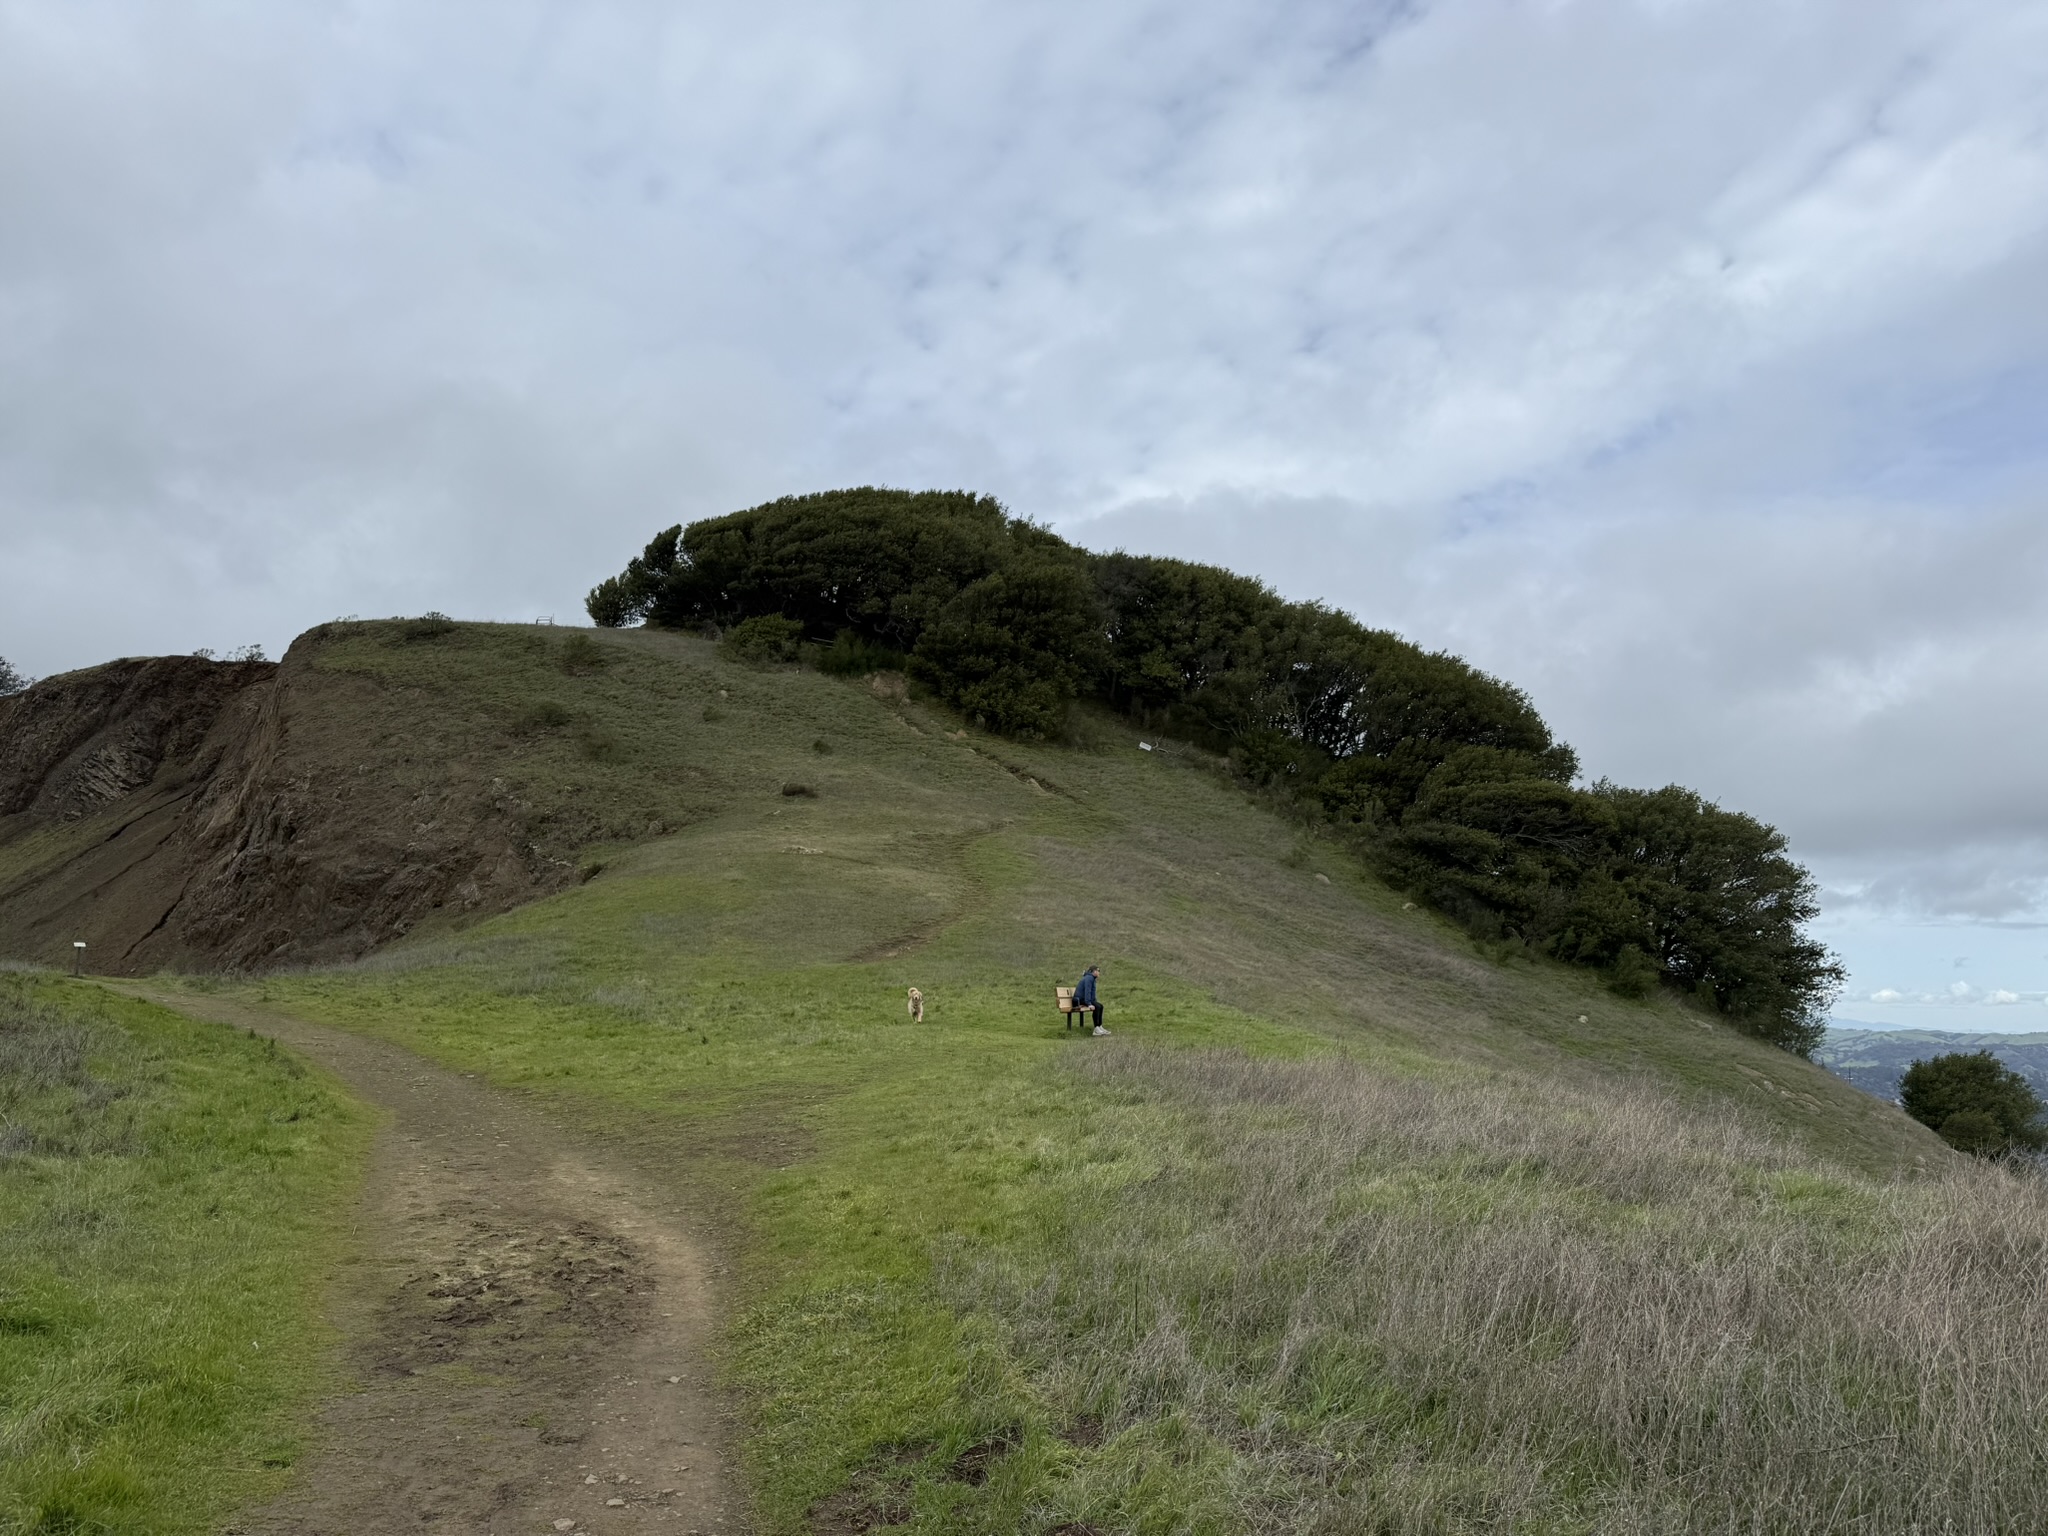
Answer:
[{"left": 1092, "top": 1026, "right": 1110, "bottom": 1036}]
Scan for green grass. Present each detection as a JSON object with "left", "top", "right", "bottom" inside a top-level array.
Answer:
[
  {"left": 0, "top": 974, "right": 372, "bottom": 1535},
  {"left": 97, "top": 620, "right": 2004, "bottom": 1531}
]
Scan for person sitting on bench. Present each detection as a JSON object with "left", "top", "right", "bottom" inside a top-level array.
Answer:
[{"left": 1075, "top": 965, "right": 1107, "bottom": 1035}]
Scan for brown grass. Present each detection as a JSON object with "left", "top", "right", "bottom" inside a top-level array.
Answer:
[{"left": 946, "top": 1047, "right": 2048, "bottom": 1533}]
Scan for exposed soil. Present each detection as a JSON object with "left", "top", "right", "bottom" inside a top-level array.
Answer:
[
  {"left": 945, "top": 1430, "right": 1021, "bottom": 1488},
  {"left": 114, "top": 984, "right": 740, "bottom": 1536},
  {"left": 0, "top": 637, "right": 575, "bottom": 974}
]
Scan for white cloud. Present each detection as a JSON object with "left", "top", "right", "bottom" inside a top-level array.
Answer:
[{"left": 0, "top": 0, "right": 2045, "bottom": 963}]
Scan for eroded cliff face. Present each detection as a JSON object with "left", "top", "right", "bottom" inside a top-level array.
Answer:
[
  {"left": 0, "top": 635, "right": 570, "bottom": 973},
  {"left": 0, "top": 655, "right": 271, "bottom": 821}
]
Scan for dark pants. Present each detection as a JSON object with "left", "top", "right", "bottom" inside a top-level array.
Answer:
[{"left": 1081, "top": 1002, "right": 1102, "bottom": 1027}]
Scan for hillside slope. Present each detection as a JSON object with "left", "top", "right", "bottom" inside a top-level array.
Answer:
[
  {"left": 0, "top": 619, "right": 1930, "bottom": 1170},
  {"left": 16, "top": 619, "right": 2016, "bottom": 1534}
]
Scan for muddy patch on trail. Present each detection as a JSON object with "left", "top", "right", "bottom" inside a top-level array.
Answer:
[{"left": 370, "top": 1214, "right": 643, "bottom": 1383}]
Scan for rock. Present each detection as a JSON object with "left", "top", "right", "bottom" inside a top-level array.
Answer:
[
  {"left": 553, "top": 1521, "right": 577, "bottom": 1532},
  {"left": 607, "top": 1497, "right": 627, "bottom": 1506},
  {"left": 667, "top": 1375, "right": 681, "bottom": 1384},
  {"left": 1314, "top": 873, "right": 1329, "bottom": 884},
  {"left": 585, "top": 1475, "right": 600, "bottom": 1484}
]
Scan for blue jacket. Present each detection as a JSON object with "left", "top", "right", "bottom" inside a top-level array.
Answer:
[{"left": 1075, "top": 971, "right": 1098, "bottom": 1006}]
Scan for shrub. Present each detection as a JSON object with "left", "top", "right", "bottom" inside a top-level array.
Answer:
[
  {"left": 908, "top": 557, "right": 1103, "bottom": 739},
  {"left": 575, "top": 724, "right": 622, "bottom": 763},
  {"left": 510, "top": 700, "right": 574, "bottom": 736},
  {"left": 398, "top": 612, "right": 458, "bottom": 643},
  {"left": 816, "top": 630, "right": 908, "bottom": 677},
  {"left": 719, "top": 614, "right": 803, "bottom": 667},
  {"left": 780, "top": 782, "right": 817, "bottom": 798},
  {"left": 1606, "top": 944, "right": 1660, "bottom": 1000},
  {"left": 559, "top": 633, "right": 613, "bottom": 674},
  {"left": 1900, "top": 1052, "right": 2048, "bottom": 1156},
  {"left": 0, "top": 656, "right": 31, "bottom": 696}
]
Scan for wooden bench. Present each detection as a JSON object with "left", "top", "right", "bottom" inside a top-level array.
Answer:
[{"left": 1055, "top": 986, "right": 1095, "bottom": 1029}]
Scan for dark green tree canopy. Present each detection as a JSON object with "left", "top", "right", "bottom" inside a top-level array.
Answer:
[
  {"left": 589, "top": 487, "right": 1842, "bottom": 1054},
  {"left": 1900, "top": 1052, "right": 2048, "bottom": 1157}
]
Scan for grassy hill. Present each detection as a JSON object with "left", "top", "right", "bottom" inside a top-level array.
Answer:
[{"left": 13, "top": 619, "right": 2047, "bottom": 1533}]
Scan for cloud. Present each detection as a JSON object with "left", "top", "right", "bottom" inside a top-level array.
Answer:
[{"left": 1, "top": 0, "right": 2046, "bottom": 939}]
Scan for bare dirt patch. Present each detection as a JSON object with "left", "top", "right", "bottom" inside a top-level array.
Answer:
[{"left": 114, "top": 984, "right": 740, "bottom": 1536}]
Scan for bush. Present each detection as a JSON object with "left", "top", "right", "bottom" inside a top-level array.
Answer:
[
  {"left": 1900, "top": 1052, "right": 2048, "bottom": 1156},
  {"left": 1606, "top": 944, "right": 1661, "bottom": 1000},
  {"left": 398, "top": 612, "right": 457, "bottom": 643},
  {"left": 0, "top": 656, "right": 31, "bottom": 697},
  {"left": 559, "top": 633, "right": 613, "bottom": 674},
  {"left": 815, "top": 630, "right": 908, "bottom": 677},
  {"left": 719, "top": 614, "right": 803, "bottom": 667},
  {"left": 908, "top": 557, "right": 1103, "bottom": 738},
  {"left": 575, "top": 724, "right": 622, "bottom": 762},
  {"left": 510, "top": 700, "right": 574, "bottom": 736}
]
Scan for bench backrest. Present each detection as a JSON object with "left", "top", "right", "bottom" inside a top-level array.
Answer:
[{"left": 1055, "top": 986, "right": 1076, "bottom": 1008}]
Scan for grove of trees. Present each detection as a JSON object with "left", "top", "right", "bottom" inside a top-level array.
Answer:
[{"left": 590, "top": 488, "right": 1842, "bottom": 1055}]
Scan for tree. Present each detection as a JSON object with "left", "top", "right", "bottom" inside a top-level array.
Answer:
[
  {"left": 718, "top": 614, "right": 802, "bottom": 667},
  {"left": 585, "top": 489, "right": 1015, "bottom": 642},
  {"left": 908, "top": 557, "right": 1104, "bottom": 738},
  {"left": 1093, "top": 553, "right": 1279, "bottom": 715},
  {"left": 1591, "top": 783, "right": 1841, "bottom": 1056},
  {"left": 1900, "top": 1052, "right": 2048, "bottom": 1156},
  {"left": 1379, "top": 749, "right": 1615, "bottom": 946},
  {"left": 0, "top": 657, "right": 28, "bottom": 696}
]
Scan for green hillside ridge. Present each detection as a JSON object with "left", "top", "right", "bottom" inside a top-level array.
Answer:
[
  {"left": 13, "top": 616, "right": 2045, "bottom": 1532},
  {"left": 589, "top": 489, "right": 1842, "bottom": 1055}
]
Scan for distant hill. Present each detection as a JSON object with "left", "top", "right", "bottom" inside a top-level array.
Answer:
[{"left": 1819, "top": 1024, "right": 2048, "bottom": 1101}]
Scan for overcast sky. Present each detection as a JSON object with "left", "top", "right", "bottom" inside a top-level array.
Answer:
[{"left": 4, "top": 1, "right": 2046, "bottom": 1025}]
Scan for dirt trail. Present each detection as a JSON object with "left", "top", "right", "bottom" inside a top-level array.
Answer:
[{"left": 115, "top": 985, "right": 740, "bottom": 1536}]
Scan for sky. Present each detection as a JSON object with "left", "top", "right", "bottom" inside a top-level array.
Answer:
[{"left": 3, "top": 0, "right": 2046, "bottom": 1027}]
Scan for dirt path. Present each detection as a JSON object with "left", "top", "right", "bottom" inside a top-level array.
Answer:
[{"left": 114, "top": 985, "right": 740, "bottom": 1536}]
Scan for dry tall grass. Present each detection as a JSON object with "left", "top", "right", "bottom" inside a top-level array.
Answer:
[{"left": 948, "top": 1047, "right": 2048, "bottom": 1533}]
